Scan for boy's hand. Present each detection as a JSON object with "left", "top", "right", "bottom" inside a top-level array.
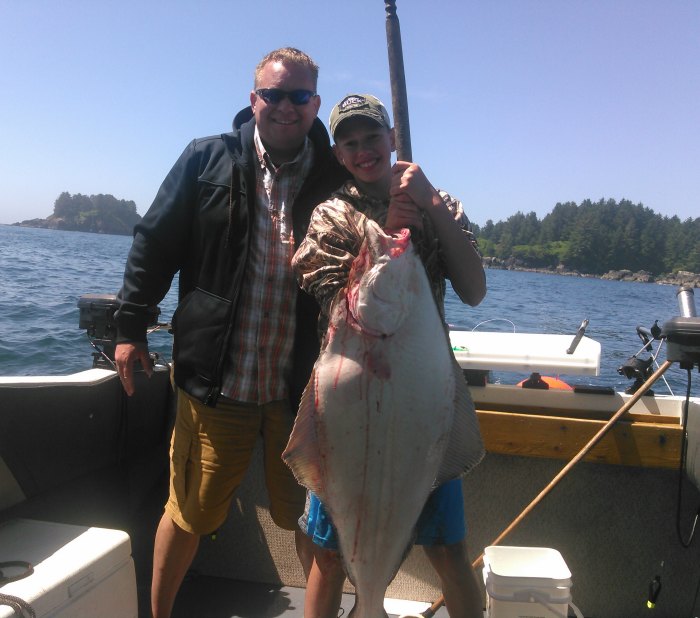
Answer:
[
  {"left": 385, "top": 194, "right": 423, "bottom": 231},
  {"left": 390, "top": 161, "right": 439, "bottom": 210}
]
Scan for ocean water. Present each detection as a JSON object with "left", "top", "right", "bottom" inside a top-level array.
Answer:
[
  {"left": 0, "top": 225, "right": 696, "bottom": 397},
  {"left": 0, "top": 225, "right": 178, "bottom": 376}
]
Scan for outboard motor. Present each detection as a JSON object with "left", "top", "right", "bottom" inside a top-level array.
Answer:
[
  {"left": 663, "top": 286, "right": 700, "bottom": 368},
  {"left": 77, "top": 294, "right": 160, "bottom": 368}
]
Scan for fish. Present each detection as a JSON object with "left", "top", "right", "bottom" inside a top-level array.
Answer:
[{"left": 283, "top": 219, "right": 484, "bottom": 618}]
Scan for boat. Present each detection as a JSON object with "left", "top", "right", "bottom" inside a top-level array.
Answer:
[
  {"left": 2, "top": 290, "right": 699, "bottom": 618},
  {"left": 3, "top": 3, "right": 699, "bottom": 614}
]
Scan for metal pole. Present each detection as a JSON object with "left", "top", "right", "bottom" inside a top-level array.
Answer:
[{"left": 385, "top": 0, "right": 412, "bottom": 162}]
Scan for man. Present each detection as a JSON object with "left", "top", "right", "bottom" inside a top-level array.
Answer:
[{"left": 114, "top": 47, "right": 348, "bottom": 618}]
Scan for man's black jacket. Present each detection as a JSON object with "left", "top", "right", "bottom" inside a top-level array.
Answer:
[{"left": 116, "top": 108, "right": 348, "bottom": 407}]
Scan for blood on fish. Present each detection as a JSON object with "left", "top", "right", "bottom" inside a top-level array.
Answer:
[
  {"left": 333, "top": 352, "right": 344, "bottom": 389},
  {"left": 365, "top": 347, "right": 391, "bottom": 380}
]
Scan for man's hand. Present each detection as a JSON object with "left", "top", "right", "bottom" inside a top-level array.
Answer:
[{"left": 114, "top": 342, "right": 152, "bottom": 396}]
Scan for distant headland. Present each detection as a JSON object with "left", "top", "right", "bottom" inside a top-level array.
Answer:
[{"left": 13, "top": 192, "right": 141, "bottom": 236}]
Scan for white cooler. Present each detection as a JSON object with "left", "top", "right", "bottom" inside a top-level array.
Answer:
[{"left": 0, "top": 518, "right": 137, "bottom": 618}]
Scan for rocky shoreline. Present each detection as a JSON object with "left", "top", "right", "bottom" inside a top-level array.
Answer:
[
  {"left": 482, "top": 256, "right": 700, "bottom": 288},
  {"left": 12, "top": 216, "right": 133, "bottom": 236}
]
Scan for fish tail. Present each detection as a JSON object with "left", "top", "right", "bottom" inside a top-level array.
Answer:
[{"left": 349, "top": 593, "right": 389, "bottom": 618}]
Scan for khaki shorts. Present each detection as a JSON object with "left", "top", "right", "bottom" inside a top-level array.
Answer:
[{"left": 165, "top": 388, "right": 305, "bottom": 535}]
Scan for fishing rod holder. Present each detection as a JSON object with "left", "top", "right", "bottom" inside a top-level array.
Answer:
[
  {"left": 618, "top": 355, "right": 655, "bottom": 395},
  {"left": 677, "top": 285, "right": 697, "bottom": 318},
  {"left": 617, "top": 323, "right": 662, "bottom": 395},
  {"left": 77, "top": 294, "right": 160, "bottom": 367},
  {"left": 619, "top": 287, "right": 700, "bottom": 391}
]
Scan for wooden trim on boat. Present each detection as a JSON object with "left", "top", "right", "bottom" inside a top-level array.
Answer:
[
  {"left": 476, "top": 409, "right": 682, "bottom": 469},
  {"left": 474, "top": 400, "right": 681, "bottom": 424}
]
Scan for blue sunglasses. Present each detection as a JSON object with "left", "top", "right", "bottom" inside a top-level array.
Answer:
[{"left": 255, "top": 88, "right": 317, "bottom": 105}]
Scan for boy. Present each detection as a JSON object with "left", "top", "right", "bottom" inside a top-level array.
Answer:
[{"left": 292, "top": 94, "right": 486, "bottom": 617}]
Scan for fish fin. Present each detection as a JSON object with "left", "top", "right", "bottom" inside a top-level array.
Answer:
[
  {"left": 435, "top": 359, "right": 485, "bottom": 486},
  {"left": 282, "top": 369, "right": 324, "bottom": 495}
]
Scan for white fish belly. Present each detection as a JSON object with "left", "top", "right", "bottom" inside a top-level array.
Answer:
[
  {"left": 315, "top": 273, "right": 455, "bottom": 607},
  {"left": 284, "top": 224, "right": 483, "bottom": 618}
]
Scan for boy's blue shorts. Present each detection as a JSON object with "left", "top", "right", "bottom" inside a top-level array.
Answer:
[{"left": 299, "top": 477, "right": 466, "bottom": 550}]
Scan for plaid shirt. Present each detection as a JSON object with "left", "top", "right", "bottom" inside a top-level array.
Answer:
[{"left": 220, "top": 127, "right": 314, "bottom": 403}]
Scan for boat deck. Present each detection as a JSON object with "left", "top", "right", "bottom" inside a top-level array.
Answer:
[
  {"left": 168, "top": 577, "right": 451, "bottom": 618},
  {"left": 124, "top": 462, "right": 450, "bottom": 618},
  {"left": 3, "top": 369, "right": 698, "bottom": 617}
]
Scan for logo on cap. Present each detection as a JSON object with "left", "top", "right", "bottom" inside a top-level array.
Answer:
[
  {"left": 338, "top": 95, "right": 370, "bottom": 114},
  {"left": 329, "top": 93, "right": 391, "bottom": 139}
]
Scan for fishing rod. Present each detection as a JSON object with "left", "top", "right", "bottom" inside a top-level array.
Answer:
[{"left": 385, "top": 0, "right": 412, "bottom": 162}]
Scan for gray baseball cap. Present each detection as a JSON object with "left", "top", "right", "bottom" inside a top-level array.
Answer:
[{"left": 329, "top": 94, "right": 392, "bottom": 139}]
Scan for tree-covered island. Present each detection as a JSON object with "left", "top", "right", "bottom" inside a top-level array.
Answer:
[
  {"left": 13, "top": 192, "right": 141, "bottom": 236},
  {"left": 473, "top": 198, "right": 699, "bottom": 286}
]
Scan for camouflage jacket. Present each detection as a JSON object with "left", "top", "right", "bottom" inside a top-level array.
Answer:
[{"left": 292, "top": 180, "right": 479, "bottom": 342}]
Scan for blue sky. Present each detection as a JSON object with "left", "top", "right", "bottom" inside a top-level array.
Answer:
[{"left": 1, "top": 0, "right": 698, "bottom": 226}]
